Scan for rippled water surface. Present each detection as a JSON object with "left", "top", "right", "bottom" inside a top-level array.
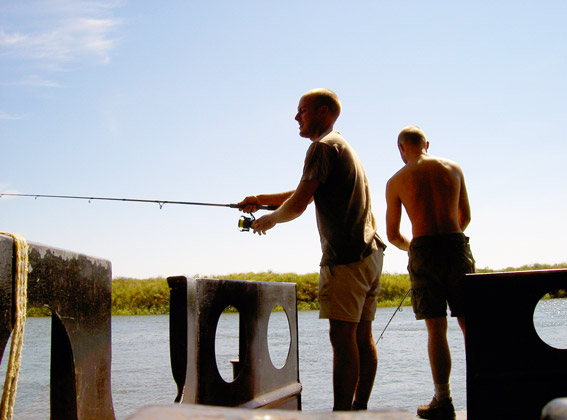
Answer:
[{"left": 1, "top": 299, "right": 565, "bottom": 419}]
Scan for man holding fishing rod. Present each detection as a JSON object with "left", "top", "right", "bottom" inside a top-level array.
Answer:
[
  {"left": 238, "top": 88, "right": 386, "bottom": 412},
  {"left": 385, "top": 125, "right": 475, "bottom": 419}
]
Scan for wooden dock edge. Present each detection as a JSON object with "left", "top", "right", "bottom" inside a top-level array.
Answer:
[
  {"left": 126, "top": 404, "right": 468, "bottom": 419},
  {"left": 126, "top": 404, "right": 414, "bottom": 419}
]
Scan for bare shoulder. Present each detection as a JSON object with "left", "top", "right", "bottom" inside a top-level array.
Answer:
[
  {"left": 386, "top": 166, "right": 408, "bottom": 190},
  {"left": 423, "top": 155, "right": 464, "bottom": 177},
  {"left": 431, "top": 154, "right": 462, "bottom": 169}
]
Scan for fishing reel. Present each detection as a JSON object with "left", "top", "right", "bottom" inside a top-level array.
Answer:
[{"left": 238, "top": 213, "right": 255, "bottom": 232}]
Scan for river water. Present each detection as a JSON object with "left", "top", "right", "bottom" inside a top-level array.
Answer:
[{"left": 1, "top": 299, "right": 566, "bottom": 419}]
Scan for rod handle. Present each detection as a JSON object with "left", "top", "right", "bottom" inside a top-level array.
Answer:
[{"left": 229, "top": 204, "right": 279, "bottom": 211}]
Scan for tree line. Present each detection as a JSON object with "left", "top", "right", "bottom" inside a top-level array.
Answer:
[{"left": 26, "top": 263, "right": 567, "bottom": 317}]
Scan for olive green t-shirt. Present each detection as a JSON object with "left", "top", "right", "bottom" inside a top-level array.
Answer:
[{"left": 301, "top": 130, "right": 383, "bottom": 266}]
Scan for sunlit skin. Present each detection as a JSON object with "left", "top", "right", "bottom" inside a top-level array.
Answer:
[{"left": 386, "top": 130, "right": 470, "bottom": 252}]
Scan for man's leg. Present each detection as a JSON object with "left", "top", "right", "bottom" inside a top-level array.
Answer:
[
  {"left": 417, "top": 317, "right": 456, "bottom": 418},
  {"left": 425, "top": 317, "right": 451, "bottom": 385},
  {"left": 329, "top": 319, "right": 359, "bottom": 411},
  {"left": 353, "top": 320, "right": 377, "bottom": 409}
]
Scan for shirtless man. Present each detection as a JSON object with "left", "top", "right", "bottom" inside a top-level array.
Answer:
[
  {"left": 385, "top": 126, "right": 475, "bottom": 419},
  {"left": 239, "top": 88, "right": 385, "bottom": 411}
]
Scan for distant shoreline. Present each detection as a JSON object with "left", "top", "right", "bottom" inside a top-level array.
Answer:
[{"left": 26, "top": 263, "right": 567, "bottom": 317}]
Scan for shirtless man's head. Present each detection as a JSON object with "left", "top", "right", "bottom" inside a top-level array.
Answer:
[{"left": 397, "top": 125, "right": 429, "bottom": 164}]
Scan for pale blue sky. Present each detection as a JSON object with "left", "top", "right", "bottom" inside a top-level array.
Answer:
[{"left": 1, "top": 1, "right": 566, "bottom": 278}]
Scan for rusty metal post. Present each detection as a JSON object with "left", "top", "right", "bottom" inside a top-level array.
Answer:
[
  {"left": 0, "top": 234, "right": 115, "bottom": 420},
  {"left": 466, "top": 269, "right": 567, "bottom": 420},
  {"left": 0, "top": 236, "right": 13, "bottom": 361},
  {"left": 167, "top": 276, "right": 301, "bottom": 410}
]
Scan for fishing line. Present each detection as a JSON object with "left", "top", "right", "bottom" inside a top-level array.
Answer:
[
  {"left": 376, "top": 288, "right": 412, "bottom": 344},
  {"left": 0, "top": 193, "right": 276, "bottom": 232}
]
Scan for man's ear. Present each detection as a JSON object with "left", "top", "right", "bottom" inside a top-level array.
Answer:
[
  {"left": 318, "top": 105, "right": 329, "bottom": 117},
  {"left": 398, "top": 142, "right": 408, "bottom": 163}
]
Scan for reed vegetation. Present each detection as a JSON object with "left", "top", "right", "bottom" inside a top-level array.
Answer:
[{"left": 26, "top": 263, "right": 567, "bottom": 316}]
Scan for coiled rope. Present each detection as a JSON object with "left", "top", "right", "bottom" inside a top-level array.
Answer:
[{"left": 0, "top": 233, "right": 28, "bottom": 420}]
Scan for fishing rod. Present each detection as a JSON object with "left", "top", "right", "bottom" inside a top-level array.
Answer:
[
  {"left": 376, "top": 288, "right": 412, "bottom": 344},
  {"left": 0, "top": 193, "right": 276, "bottom": 232}
]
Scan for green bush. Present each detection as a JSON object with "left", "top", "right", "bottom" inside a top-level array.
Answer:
[
  {"left": 377, "top": 273, "right": 411, "bottom": 307},
  {"left": 111, "top": 277, "right": 170, "bottom": 315},
  {"left": 210, "top": 272, "right": 320, "bottom": 310}
]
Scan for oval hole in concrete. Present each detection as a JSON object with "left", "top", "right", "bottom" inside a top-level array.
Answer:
[
  {"left": 215, "top": 307, "right": 240, "bottom": 382},
  {"left": 533, "top": 289, "right": 567, "bottom": 350},
  {"left": 267, "top": 305, "right": 291, "bottom": 369}
]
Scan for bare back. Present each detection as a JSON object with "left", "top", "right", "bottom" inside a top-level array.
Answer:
[{"left": 391, "top": 154, "right": 469, "bottom": 238}]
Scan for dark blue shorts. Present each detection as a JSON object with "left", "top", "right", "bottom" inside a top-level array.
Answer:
[{"left": 408, "top": 233, "right": 475, "bottom": 320}]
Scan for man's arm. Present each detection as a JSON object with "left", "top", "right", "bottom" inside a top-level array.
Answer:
[
  {"left": 457, "top": 171, "right": 471, "bottom": 231},
  {"left": 386, "top": 179, "right": 411, "bottom": 251},
  {"left": 238, "top": 191, "right": 295, "bottom": 213},
  {"left": 251, "top": 179, "right": 318, "bottom": 235}
]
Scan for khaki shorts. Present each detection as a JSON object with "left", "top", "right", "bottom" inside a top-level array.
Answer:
[{"left": 318, "top": 250, "right": 384, "bottom": 323}]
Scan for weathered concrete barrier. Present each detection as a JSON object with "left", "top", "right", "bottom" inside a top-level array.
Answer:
[
  {"left": 168, "top": 276, "right": 301, "bottom": 409},
  {"left": 0, "top": 234, "right": 115, "bottom": 420},
  {"left": 466, "top": 269, "right": 567, "bottom": 420},
  {"left": 542, "top": 398, "right": 567, "bottom": 420}
]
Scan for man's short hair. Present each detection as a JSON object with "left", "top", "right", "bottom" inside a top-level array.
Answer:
[
  {"left": 303, "top": 88, "right": 342, "bottom": 119},
  {"left": 398, "top": 125, "right": 427, "bottom": 146}
]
